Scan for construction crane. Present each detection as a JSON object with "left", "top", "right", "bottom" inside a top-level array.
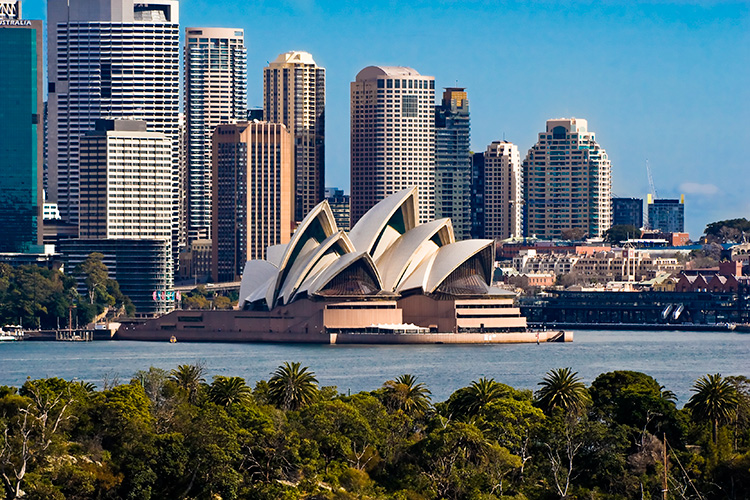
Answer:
[{"left": 646, "top": 159, "right": 658, "bottom": 200}]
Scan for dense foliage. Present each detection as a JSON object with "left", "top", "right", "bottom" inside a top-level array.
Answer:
[
  {"left": 703, "top": 218, "right": 750, "bottom": 244},
  {"left": 181, "top": 285, "right": 238, "bottom": 310},
  {"left": 603, "top": 225, "right": 641, "bottom": 245},
  {"left": 0, "top": 257, "right": 133, "bottom": 330},
  {"left": 1, "top": 366, "right": 748, "bottom": 499}
]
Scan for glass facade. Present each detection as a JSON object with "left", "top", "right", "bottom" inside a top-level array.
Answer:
[
  {"left": 0, "top": 22, "right": 43, "bottom": 253},
  {"left": 434, "top": 88, "right": 471, "bottom": 240},
  {"left": 648, "top": 198, "right": 684, "bottom": 233},
  {"left": 612, "top": 197, "right": 644, "bottom": 228},
  {"left": 185, "top": 28, "right": 247, "bottom": 243}
]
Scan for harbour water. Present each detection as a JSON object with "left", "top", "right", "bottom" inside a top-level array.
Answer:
[{"left": 1, "top": 329, "right": 748, "bottom": 404}]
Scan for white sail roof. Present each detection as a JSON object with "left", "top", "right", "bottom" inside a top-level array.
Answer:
[
  {"left": 375, "top": 218, "right": 454, "bottom": 292},
  {"left": 237, "top": 187, "right": 499, "bottom": 310},
  {"left": 348, "top": 187, "right": 418, "bottom": 259},
  {"left": 238, "top": 260, "right": 278, "bottom": 309}
]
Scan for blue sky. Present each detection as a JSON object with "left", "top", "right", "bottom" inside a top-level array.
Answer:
[{"left": 26, "top": 0, "right": 750, "bottom": 238}]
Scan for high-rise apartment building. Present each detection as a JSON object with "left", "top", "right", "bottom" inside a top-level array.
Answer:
[
  {"left": 612, "top": 197, "right": 644, "bottom": 228},
  {"left": 484, "top": 141, "right": 523, "bottom": 240},
  {"left": 647, "top": 195, "right": 684, "bottom": 233},
  {"left": 78, "top": 120, "right": 173, "bottom": 244},
  {"left": 264, "top": 51, "right": 325, "bottom": 223},
  {"left": 523, "top": 118, "right": 612, "bottom": 239},
  {"left": 435, "top": 87, "right": 471, "bottom": 240},
  {"left": 185, "top": 27, "right": 247, "bottom": 242},
  {"left": 351, "top": 66, "right": 435, "bottom": 226},
  {"left": 47, "top": 0, "right": 179, "bottom": 238},
  {"left": 0, "top": 1, "right": 43, "bottom": 253},
  {"left": 212, "top": 122, "right": 293, "bottom": 282}
]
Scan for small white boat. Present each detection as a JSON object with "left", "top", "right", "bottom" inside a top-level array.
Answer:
[{"left": 0, "top": 325, "right": 24, "bottom": 341}]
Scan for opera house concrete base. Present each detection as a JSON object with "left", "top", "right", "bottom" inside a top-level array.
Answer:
[{"left": 115, "top": 297, "right": 572, "bottom": 344}]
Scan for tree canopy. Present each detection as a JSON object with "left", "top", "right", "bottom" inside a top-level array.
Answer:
[
  {"left": 1, "top": 365, "right": 749, "bottom": 499},
  {"left": 603, "top": 224, "right": 641, "bottom": 244},
  {"left": 704, "top": 218, "right": 750, "bottom": 243}
]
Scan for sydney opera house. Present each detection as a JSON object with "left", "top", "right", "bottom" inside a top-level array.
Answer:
[{"left": 119, "top": 188, "right": 569, "bottom": 343}]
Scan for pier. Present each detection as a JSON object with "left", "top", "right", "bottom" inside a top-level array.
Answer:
[{"left": 55, "top": 329, "right": 94, "bottom": 341}]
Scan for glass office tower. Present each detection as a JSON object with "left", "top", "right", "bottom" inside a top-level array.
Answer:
[{"left": 0, "top": 4, "right": 43, "bottom": 252}]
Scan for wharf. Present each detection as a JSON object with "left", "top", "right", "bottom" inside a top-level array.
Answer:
[
  {"left": 520, "top": 290, "right": 750, "bottom": 326},
  {"left": 22, "top": 329, "right": 114, "bottom": 341},
  {"left": 529, "top": 322, "right": 736, "bottom": 332}
]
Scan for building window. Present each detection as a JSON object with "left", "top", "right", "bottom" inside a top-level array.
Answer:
[{"left": 402, "top": 95, "right": 418, "bottom": 118}]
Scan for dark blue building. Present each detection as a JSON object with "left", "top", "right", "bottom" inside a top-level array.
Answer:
[
  {"left": 470, "top": 152, "right": 485, "bottom": 239},
  {"left": 612, "top": 197, "right": 643, "bottom": 228},
  {"left": 435, "top": 88, "right": 471, "bottom": 240}
]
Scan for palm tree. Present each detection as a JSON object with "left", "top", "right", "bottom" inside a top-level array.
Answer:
[
  {"left": 685, "top": 373, "right": 739, "bottom": 443},
  {"left": 535, "top": 367, "right": 590, "bottom": 415},
  {"left": 449, "top": 377, "right": 508, "bottom": 419},
  {"left": 75, "top": 380, "right": 97, "bottom": 394},
  {"left": 382, "top": 374, "right": 432, "bottom": 416},
  {"left": 659, "top": 384, "right": 678, "bottom": 405},
  {"left": 268, "top": 362, "right": 319, "bottom": 411},
  {"left": 208, "top": 376, "right": 252, "bottom": 407},
  {"left": 169, "top": 363, "right": 206, "bottom": 404}
]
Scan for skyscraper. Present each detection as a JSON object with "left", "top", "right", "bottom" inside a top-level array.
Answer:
[
  {"left": 647, "top": 195, "right": 684, "bottom": 233},
  {"left": 78, "top": 120, "right": 173, "bottom": 243},
  {"left": 47, "top": 0, "right": 179, "bottom": 233},
  {"left": 350, "top": 66, "right": 435, "bottom": 226},
  {"left": 523, "top": 118, "right": 612, "bottom": 239},
  {"left": 435, "top": 87, "right": 471, "bottom": 240},
  {"left": 612, "top": 197, "right": 644, "bottom": 228},
  {"left": 264, "top": 51, "right": 325, "bottom": 223},
  {"left": 484, "top": 141, "right": 523, "bottom": 240},
  {"left": 470, "top": 152, "right": 485, "bottom": 239},
  {"left": 185, "top": 27, "right": 247, "bottom": 242},
  {"left": 324, "top": 187, "right": 350, "bottom": 231},
  {"left": 0, "top": 1, "right": 43, "bottom": 253},
  {"left": 212, "top": 122, "right": 293, "bottom": 282}
]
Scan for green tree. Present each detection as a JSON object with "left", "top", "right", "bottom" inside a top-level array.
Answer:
[
  {"left": 298, "top": 399, "right": 376, "bottom": 473},
  {"left": 446, "top": 377, "right": 509, "bottom": 419},
  {"left": 0, "top": 379, "right": 79, "bottom": 499},
  {"left": 604, "top": 224, "right": 641, "bottom": 244},
  {"left": 131, "top": 367, "right": 183, "bottom": 433},
  {"left": 559, "top": 227, "right": 586, "bottom": 241},
  {"left": 268, "top": 362, "right": 319, "bottom": 411},
  {"left": 209, "top": 376, "right": 252, "bottom": 407},
  {"left": 381, "top": 374, "right": 432, "bottom": 417},
  {"left": 75, "top": 253, "right": 113, "bottom": 309},
  {"left": 480, "top": 397, "right": 546, "bottom": 477},
  {"left": 727, "top": 375, "right": 750, "bottom": 451},
  {"left": 704, "top": 218, "right": 750, "bottom": 243},
  {"left": 179, "top": 405, "right": 243, "bottom": 499},
  {"left": 213, "top": 295, "right": 234, "bottom": 310},
  {"left": 169, "top": 363, "right": 206, "bottom": 404},
  {"left": 535, "top": 367, "right": 591, "bottom": 415},
  {"left": 413, "top": 421, "right": 521, "bottom": 498},
  {"left": 589, "top": 371, "right": 684, "bottom": 443},
  {"left": 685, "top": 373, "right": 740, "bottom": 444},
  {"left": 182, "top": 294, "right": 210, "bottom": 310}
]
